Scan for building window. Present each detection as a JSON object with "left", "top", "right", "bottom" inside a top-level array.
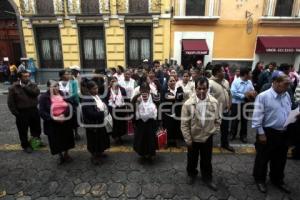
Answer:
[
  {"left": 274, "top": 0, "right": 294, "bottom": 16},
  {"left": 186, "top": 0, "right": 206, "bottom": 16},
  {"left": 80, "top": 26, "right": 106, "bottom": 69},
  {"left": 35, "top": 27, "right": 63, "bottom": 68},
  {"left": 36, "top": 0, "right": 54, "bottom": 15},
  {"left": 129, "top": 0, "right": 148, "bottom": 14},
  {"left": 127, "top": 26, "right": 151, "bottom": 67},
  {"left": 81, "top": 0, "right": 100, "bottom": 14}
]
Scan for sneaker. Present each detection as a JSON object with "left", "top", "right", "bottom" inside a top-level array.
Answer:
[{"left": 23, "top": 146, "right": 33, "bottom": 154}]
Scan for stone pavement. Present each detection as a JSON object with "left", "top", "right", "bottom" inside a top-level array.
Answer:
[
  {"left": 0, "top": 151, "right": 299, "bottom": 200},
  {"left": 1, "top": 88, "right": 299, "bottom": 200}
]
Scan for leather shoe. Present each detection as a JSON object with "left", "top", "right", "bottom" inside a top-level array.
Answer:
[
  {"left": 186, "top": 176, "right": 196, "bottom": 185},
  {"left": 273, "top": 183, "right": 291, "bottom": 194},
  {"left": 230, "top": 135, "right": 236, "bottom": 141},
  {"left": 221, "top": 145, "right": 235, "bottom": 153},
  {"left": 256, "top": 182, "right": 267, "bottom": 193},
  {"left": 240, "top": 137, "right": 248, "bottom": 143},
  {"left": 23, "top": 146, "right": 33, "bottom": 154},
  {"left": 204, "top": 180, "right": 218, "bottom": 191}
]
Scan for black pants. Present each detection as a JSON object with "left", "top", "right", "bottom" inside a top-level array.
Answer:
[
  {"left": 221, "top": 111, "right": 230, "bottom": 146},
  {"left": 253, "top": 128, "right": 288, "bottom": 184},
  {"left": 16, "top": 108, "right": 41, "bottom": 149},
  {"left": 230, "top": 103, "right": 248, "bottom": 139},
  {"left": 187, "top": 136, "right": 213, "bottom": 181}
]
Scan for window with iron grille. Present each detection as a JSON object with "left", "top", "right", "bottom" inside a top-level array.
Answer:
[
  {"left": 81, "top": 0, "right": 100, "bottom": 14},
  {"left": 35, "top": 27, "right": 63, "bottom": 68},
  {"left": 274, "top": 0, "right": 294, "bottom": 16},
  {"left": 129, "top": 0, "right": 149, "bottom": 14},
  {"left": 36, "top": 0, "right": 54, "bottom": 15},
  {"left": 186, "top": 0, "right": 205, "bottom": 16},
  {"left": 80, "top": 26, "right": 106, "bottom": 69}
]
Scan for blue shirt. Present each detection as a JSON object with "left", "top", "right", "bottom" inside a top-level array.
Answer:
[
  {"left": 231, "top": 78, "right": 254, "bottom": 104},
  {"left": 252, "top": 87, "right": 291, "bottom": 135}
]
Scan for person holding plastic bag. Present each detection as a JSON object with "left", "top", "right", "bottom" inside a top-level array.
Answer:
[{"left": 132, "top": 82, "right": 158, "bottom": 161}]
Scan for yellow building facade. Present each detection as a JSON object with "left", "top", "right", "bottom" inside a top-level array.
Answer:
[
  {"left": 8, "top": 0, "right": 171, "bottom": 80},
  {"left": 6, "top": 0, "right": 300, "bottom": 79},
  {"left": 171, "top": 0, "right": 300, "bottom": 69}
]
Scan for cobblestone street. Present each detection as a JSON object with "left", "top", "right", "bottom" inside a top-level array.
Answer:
[
  {"left": 0, "top": 93, "right": 300, "bottom": 200},
  {"left": 0, "top": 151, "right": 300, "bottom": 200}
]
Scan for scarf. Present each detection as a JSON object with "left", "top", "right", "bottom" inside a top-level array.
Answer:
[{"left": 109, "top": 88, "right": 125, "bottom": 108}]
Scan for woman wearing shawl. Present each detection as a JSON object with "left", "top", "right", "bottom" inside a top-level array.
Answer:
[
  {"left": 132, "top": 82, "right": 158, "bottom": 160},
  {"left": 39, "top": 80, "right": 75, "bottom": 165},
  {"left": 105, "top": 76, "right": 127, "bottom": 145},
  {"left": 81, "top": 81, "right": 111, "bottom": 165}
]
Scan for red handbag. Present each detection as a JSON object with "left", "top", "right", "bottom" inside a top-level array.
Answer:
[
  {"left": 127, "top": 120, "right": 134, "bottom": 136},
  {"left": 156, "top": 128, "right": 167, "bottom": 149}
]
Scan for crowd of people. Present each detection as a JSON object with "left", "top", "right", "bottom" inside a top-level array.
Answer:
[
  {"left": 0, "top": 59, "right": 37, "bottom": 84},
  {"left": 6, "top": 60, "right": 300, "bottom": 193}
]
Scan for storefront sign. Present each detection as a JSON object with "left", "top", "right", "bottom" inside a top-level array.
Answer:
[
  {"left": 265, "top": 48, "right": 300, "bottom": 53},
  {"left": 184, "top": 50, "right": 209, "bottom": 55}
]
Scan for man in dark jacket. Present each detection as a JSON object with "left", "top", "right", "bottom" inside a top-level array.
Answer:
[{"left": 7, "top": 70, "right": 42, "bottom": 153}]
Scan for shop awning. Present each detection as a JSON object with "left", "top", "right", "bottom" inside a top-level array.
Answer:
[
  {"left": 182, "top": 39, "right": 209, "bottom": 55},
  {"left": 256, "top": 36, "right": 300, "bottom": 53}
]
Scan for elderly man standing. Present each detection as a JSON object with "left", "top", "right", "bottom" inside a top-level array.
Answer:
[
  {"left": 252, "top": 71, "right": 292, "bottom": 194},
  {"left": 209, "top": 64, "right": 234, "bottom": 152},
  {"left": 181, "top": 77, "right": 221, "bottom": 191},
  {"left": 7, "top": 70, "right": 42, "bottom": 153}
]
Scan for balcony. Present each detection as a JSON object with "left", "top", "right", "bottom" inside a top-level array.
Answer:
[
  {"left": 259, "top": 0, "right": 300, "bottom": 25},
  {"left": 67, "top": 0, "right": 110, "bottom": 15},
  {"left": 20, "top": 0, "right": 64, "bottom": 17},
  {"left": 173, "top": 0, "right": 220, "bottom": 21},
  {"left": 117, "top": 0, "right": 161, "bottom": 15}
]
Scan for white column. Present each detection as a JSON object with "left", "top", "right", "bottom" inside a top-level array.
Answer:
[
  {"left": 209, "top": 0, "right": 214, "bottom": 16},
  {"left": 252, "top": 54, "right": 260, "bottom": 70},
  {"left": 179, "top": 0, "right": 185, "bottom": 16},
  {"left": 294, "top": 54, "right": 300, "bottom": 71},
  {"left": 268, "top": 0, "right": 275, "bottom": 16},
  {"left": 148, "top": 0, "right": 152, "bottom": 13}
]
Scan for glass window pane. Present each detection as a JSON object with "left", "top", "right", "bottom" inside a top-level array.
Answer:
[
  {"left": 275, "top": 0, "right": 294, "bottom": 16},
  {"left": 52, "top": 40, "right": 62, "bottom": 61},
  {"left": 186, "top": 0, "right": 206, "bottom": 16},
  {"left": 141, "top": 39, "right": 150, "bottom": 60},
  {"left": 129, "top": 39, "right": 139, "bottom": 60},
  {"left": 41, "top": 40, "right": 51, "bottom": 60},
  {"left": 95, "top": 39, "right": 105, "bottom": 59},
  {"left": 84, "top": 39, "right": 94, "bottom": 60}
]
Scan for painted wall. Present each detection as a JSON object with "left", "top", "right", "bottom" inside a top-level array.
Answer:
[
  {"left": 171, "top": 0, "right": 300, "bottom": 65},
  {"left": 12, "top": 0, "right": 171, "bottom": 69}
]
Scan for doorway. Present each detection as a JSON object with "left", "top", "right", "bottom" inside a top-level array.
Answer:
[{"left": 181, "top": 53, "right": 204, "bottom": 70}]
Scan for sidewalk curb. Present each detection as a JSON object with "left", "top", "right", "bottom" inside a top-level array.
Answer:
[{"left": 0, "top": 144, "right": 257, "bottom": 154}]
